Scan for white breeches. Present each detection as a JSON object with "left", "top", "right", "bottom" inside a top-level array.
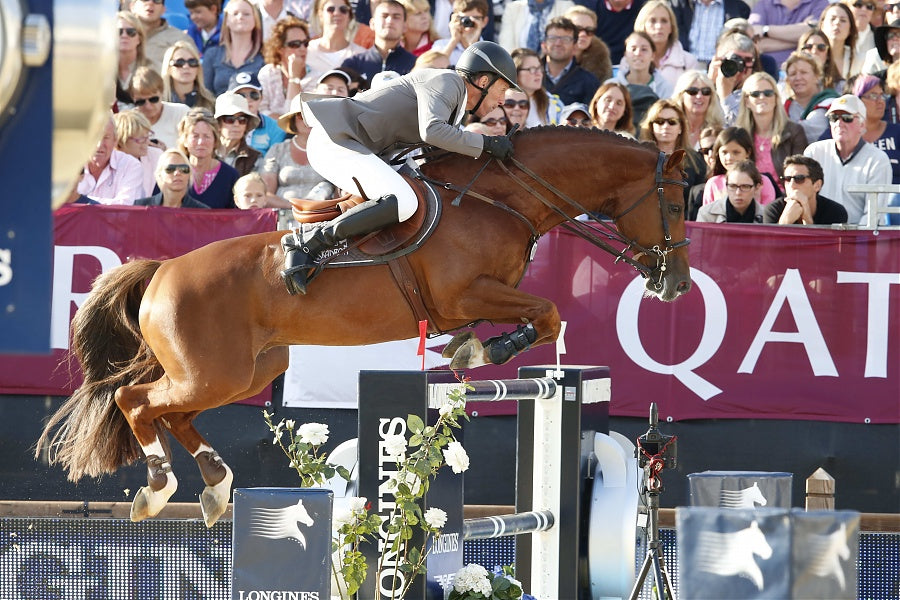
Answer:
[{"left": 307, "top": 126, "right": 418, "bottom": 222}]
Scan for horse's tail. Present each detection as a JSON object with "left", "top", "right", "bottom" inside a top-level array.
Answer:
[{"left": 35, "top": 259, "right": 164, "bottom": 481}]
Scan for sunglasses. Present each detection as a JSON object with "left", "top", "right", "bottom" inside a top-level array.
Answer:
[
  {"left": 828, "top": 113, "right": 857, "bottom": 123},
  {"left": 164, "top": 164, "right": 191, "bottom": 174},
  {"left": 503, "top": 99, "right": 529, "bottom": 109},
  {"left": 888, "top": 31, "right": 900, "bottom": 40},
  {"left": 236, "top": 90, "right": 261, "bottom": 101},
  {"left": 325, "top": 4, "right": 350, "bottom": 14},
  {"left": 133, "top": 95, "right": 161, "bottom": 106},
  {"left": 726, "top": 183, "right": 756, "bottom": 192},
  {"left": 170, "top": 58, "right": 200, "bottom": 68},
  {"left": 221, "top": 115, "right": 249, "bottom": 125},
  {"left": 852, "top": 1, "right": 875, "bottom": 9},
  {"left": 889, "top": 3, "right": 900, "bottom": 9},
  {"left": 652, "top": 118, "right": 679, "bottom": 126},
  {"left": 576, "top": 26, "right": 596, "bottom": 35},
  {"left": 781, "top": 174, "right": 811, "bottom": 184},
  {"left": 747, "top": 89, "right": 776, "bottom": 98},
  {"left": 138, "top": 0, "right": 165, "bottom": 4},
  {"left": 481, "top": 117, "right": 508, "bottom": 126},
  {"left": 685, "top": 86, "right": 712, "bottom": 96},
  {"left": 119, "top": 27, "right": 138, "bottom": 37},
  {"left": 801, "top": 43, "right": 828, "bottom": 52},
  {"left": 567, "top": 117, "right": 592, "bottom": 126},
  {"left": 699, "top": 146, "right": 714, "bottom": 156},
  {"left": 285, "top": 39, "right": 310, "bottom": 48}
]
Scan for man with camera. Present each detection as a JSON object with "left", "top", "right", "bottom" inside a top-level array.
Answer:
[
  {"left": 708, "top": 30, "right": 759, "bottom": 124},
  {"left": 433, "top": 0, "right": 490, "bottom": 66}
]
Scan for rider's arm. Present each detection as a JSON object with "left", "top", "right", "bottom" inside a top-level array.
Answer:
[{"left": 414, "top": 73, "right": 485, "bottom": 157}]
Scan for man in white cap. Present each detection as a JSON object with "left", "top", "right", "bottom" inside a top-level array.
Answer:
[{"left": 803, "top": 94, "right": 891, "bottom": 225}]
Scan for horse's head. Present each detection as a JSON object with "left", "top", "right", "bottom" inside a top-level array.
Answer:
[
  {"left": 613, "top": 149, "right": 692, "bottom": 302},
  {"left": 290, "top": 499, "right": 314, "bottom": 527},
  {"left": 747, "top": 520, "right": 774, "bottom": 560}
]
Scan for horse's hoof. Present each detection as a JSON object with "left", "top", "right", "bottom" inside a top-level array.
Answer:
[
  {"left": 199, "top": 467, "right": 233, "bottom": 527},
  {"left": 130, "top": 485, "right": 169, "bottom": 522},
  {"left": 449, "top": 338, "right": 488, "bottom": 370},
  {"left": 442, "top": 331, "right": 477, "bottom": 359}
]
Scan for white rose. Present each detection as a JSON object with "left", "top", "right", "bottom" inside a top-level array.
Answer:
[
  {"left": 453, "top": 564, "right": 489, "bottom": 592},
  {"left": 383, "top": 433, "right": 407, "bottom": 459},
  {"left": 332, "top": 506, "right": 354, "bottom": 529},
  {"left": 347, "top": 496, "right": 368, "bottom": 513},
  {"left": 424, "top": 507, "right": 448, "bottom": 529},
  {"left": 298, "top": 422, "right": 329, "bottom": 445},
  {"left": 442, "top": 441, "right": 470, "bottom": 474},
  {"left": 284, "top": 419, "right": 295, "bottom": 430}
]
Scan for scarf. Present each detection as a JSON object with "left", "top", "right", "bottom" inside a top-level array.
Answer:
[{"left": 526, "top": 0, "right": 553, "bottom": 52}]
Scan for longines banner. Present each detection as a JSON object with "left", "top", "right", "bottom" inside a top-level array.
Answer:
[{"left": 0, "top": 206, "right": 897, "bottom": 423}]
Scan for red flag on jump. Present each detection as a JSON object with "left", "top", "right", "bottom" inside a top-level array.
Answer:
[{"left": 417, "top": 320, "right": 428, "bottom": 370}]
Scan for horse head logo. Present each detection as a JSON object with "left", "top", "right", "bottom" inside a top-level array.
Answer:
[
  {"left": 695, "top": 520, "right": 773, "bottom": 590},
  {"left": 806, "top": 522, "right": 851, "bottom": 590},
  {"left": 719, "top": 482, "right": 768, "bottom": 509},
  {"left": 249, "top": 499, "right": 316, "bottom": 548}
]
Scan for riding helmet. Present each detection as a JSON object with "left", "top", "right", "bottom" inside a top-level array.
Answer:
[{"left": 455, "top": 41, "right": 522, "bottom": 91}]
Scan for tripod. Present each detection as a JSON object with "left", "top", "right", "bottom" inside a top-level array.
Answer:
[
  {"left": 628, "top": 483, "right": 676, "bottom": 600},
  {"left": 629, "top": 402, "right": 677, "bottom": 600}
]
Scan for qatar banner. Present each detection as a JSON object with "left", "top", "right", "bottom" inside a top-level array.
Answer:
[{"left": 0, "top": 207, "right": 897, "bottom": 424}]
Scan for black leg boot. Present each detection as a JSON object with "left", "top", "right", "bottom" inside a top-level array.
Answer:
[{"left": 280, "top": 195, "right": 400, "bottom": 295}]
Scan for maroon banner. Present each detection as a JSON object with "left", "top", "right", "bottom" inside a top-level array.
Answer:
[
  {"left": 0, "top": 207, "right": 898, "bottom": 424},
  {"left": 0, "top": 204, "right": 278, "bottom": 404}
]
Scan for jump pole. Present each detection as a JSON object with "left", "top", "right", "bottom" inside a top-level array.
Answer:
[{"left": 357, "top": 366, "right": 610, "bottom": 599}]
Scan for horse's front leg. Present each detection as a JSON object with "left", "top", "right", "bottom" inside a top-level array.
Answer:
[{"left": 438, "top": 276, "right": 561, "bottom": 369}]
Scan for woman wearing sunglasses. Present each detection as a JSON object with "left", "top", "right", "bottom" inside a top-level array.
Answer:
[
  {"left": 116, "top": 12, "right": 152, "bottom": 109},
  {"left": 862, "top": 15, "right": 900, "bottom": 75},
  {"left": 465, "top": 106, "right": 510, "bottom": 135},
  {"left": 134, "top": 149, "right": 211, "bottom": 208},
  {"left": 504, "top": 88, "right": 531, "bottom": 129},
  {"left": 639, "top": 99, "right": 706, "bottom": 206},
  {"left": 670, "top": 69, "right": 724, "bottom": 149},
  {"left": 203, "top": 0, "right": 266, "bottom": 95},
  {"left": 162, "top": 41, "right": 216, "bottom": 111},
  {"left": 259, "top": 17, "right": 314, "bottom": 119},
  {"left": 215, "top": 92, "right": 263, "bottom": 178},
  {"left": 130, "top": 66, "right": 191, "bottom": 150},
  {"left": 735, "top": 72, "right": 807, "bottom": 191},
  {"left": 843, "top": 0, "right": 877, "bottom": 65},
  {"left": 307, "top": 0, "right": 365, "bottom": 76},
  {"left": 818, "top": 3, "right": 860, "bottom": 79},
  {"left": 796, "top": 29, "right": 845, "bottom": 92},
  {"left": 696, "top": 159, "right": 766, "bottom": 223}
]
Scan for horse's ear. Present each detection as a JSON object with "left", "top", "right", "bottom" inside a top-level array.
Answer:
[{"left": 666, "top": 149, "right": 686, "bottom": 172}]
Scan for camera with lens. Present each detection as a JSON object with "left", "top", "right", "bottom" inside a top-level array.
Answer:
[
  {"left": 720, "top": 53, "right": 748, "bottom": 78},
  {"left": 458, "top": 14, "right": 476, "bottom": 28},
  {"left": 635, "top": 403, "right": 677, "bottom": 470}
]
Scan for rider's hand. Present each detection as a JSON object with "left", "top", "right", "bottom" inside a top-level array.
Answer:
[{"left": 482, "top": 135, "right": 514, "bottom": 160}]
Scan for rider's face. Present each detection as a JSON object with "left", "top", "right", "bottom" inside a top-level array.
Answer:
[{"left": 469, "top": 75, "right": 511, "bottom": 118}]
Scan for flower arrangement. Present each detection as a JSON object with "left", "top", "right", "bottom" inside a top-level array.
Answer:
[
  {"left": 448, "top": 565, "right": 523, "bottom": 600},
  {"left": 264, "top": 381, "right": 526, "bottom": 599}
]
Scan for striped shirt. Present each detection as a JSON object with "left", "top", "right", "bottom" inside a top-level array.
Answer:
[{"left": 689, "top": 0, "right": 725, "bottom": 63}]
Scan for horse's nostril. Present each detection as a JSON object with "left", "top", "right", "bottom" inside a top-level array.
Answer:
[{"left": 677, "top": 280, "right": 692, "bottom": 293}]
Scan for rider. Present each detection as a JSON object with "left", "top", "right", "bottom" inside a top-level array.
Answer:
[{"left": 280, "top": 40, "right": 520, "bottom": 295}]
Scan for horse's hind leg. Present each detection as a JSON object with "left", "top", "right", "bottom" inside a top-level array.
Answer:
[
  {"left": 160, "top": 412, "right": 234, "bottom": 527},
  {"left": 115, "top": 382, "right": 179, "bottom": 522}
]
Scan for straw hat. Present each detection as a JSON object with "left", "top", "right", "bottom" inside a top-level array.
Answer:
[
  {"left": 214, "top": 93, "right": 260, "bottom": 130},
  {"left": 277, "top": 94, "right": 307, "bottom": 134}
]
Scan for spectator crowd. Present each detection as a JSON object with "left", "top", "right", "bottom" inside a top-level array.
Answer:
[{"left": 70, "top": 0, "right": 900, "bottom": 226}]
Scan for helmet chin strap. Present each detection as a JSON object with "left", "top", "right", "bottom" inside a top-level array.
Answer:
[{"left": 466, "top": 74, "right": 500, "bottom": 116}]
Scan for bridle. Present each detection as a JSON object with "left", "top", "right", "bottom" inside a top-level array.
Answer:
[{"left": 415, "top": 146, "right": 689, "bottom": 290}]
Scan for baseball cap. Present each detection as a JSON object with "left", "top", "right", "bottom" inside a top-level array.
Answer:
[
  {"left": 315, "top": 69, "right": 352, "bottom": 87},
  {"left": 826, "top": 94, "right": 867, "bottom": 120},
  {"left": 228, "top": 71, "right": 262, "bottom": 93},
  {"left": 560, "top": 102, "right": 590, "bottom": 122}
]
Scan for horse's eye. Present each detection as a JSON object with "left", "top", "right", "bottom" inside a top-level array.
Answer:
[{"left": 667, "top": 203, "right": 682, "bottom": 215}]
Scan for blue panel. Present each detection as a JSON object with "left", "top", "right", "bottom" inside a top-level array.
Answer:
[{"left": 0, "top": 0, "right": 53, "bottom": 354}]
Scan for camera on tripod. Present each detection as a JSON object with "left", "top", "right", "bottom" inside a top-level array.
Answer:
[{"left": 635, "top": 402, "right": 677, "bottom": 470}]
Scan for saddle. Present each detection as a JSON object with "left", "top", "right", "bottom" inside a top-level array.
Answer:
[{"left": 289, "top": 173, "right": 431, "bottom": 256}]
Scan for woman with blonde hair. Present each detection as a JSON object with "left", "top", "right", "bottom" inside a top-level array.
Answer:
[
  {"left": 177, "top": 108, "right": 241, "bottom": 208},
  {"left": 116, "top": 11, "right": 151, "bottom": 108},
  {"left": 782, "top": 51, "right": 840, "bottom": 142},
  {"left": 399, "top": 0, "right": 439, "bottom": 55},
  {"left": 512, "top": 47, "right": 565, "bottom": 126},
  {"left": 589, "top": 81, "right": 635, "bottom": 136},
  {"left": 113, "top": 110, "right": 163, "bottom": 197},
  {"left": 135, "top": 149, "right": 211, "bottom": 208},
  {"left": 162, "top": 41, "right": 216, "bottom": 111},
  {"left": 671, "top": 70, "right": 724, "bottom": 149},
  {"left": 258, "top": 16, "right": 314, "bottom": 118},
  {"left": 631, "top": 0, "right": 696, "bottom": 87},
  {"left": 639, "top": 99, "right": 705, "bottom": 204},
  {"left": 735, "top": 72, "right": 807, "bottom": 189},
  {"left": 306, "top": 0, "right": 366, "bottom": 75},
  {"left": 203, "top": 0, "right": 266, "bottom": 95}
]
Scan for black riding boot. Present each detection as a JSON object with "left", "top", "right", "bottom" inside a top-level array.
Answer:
[{"left": 281, "top": 195, "right": 400, "bottom": 295}]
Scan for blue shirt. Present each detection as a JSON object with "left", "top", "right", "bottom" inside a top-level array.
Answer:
[
  {"left": 689, "top": 0, "right": 725, "bottom": 62},
  {"left": 202, "top": 45, "right": 265, "bottom": 96},
  {"left": 188, "top": 19, "right": 221, "bottom": 56},
  {"left": 248, "top": 113, "right": 288, "bottom": 155}
]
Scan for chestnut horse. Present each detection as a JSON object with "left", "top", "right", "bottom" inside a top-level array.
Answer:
[{"left": 36, "top": 127, "right": 691, "bottom": 527}]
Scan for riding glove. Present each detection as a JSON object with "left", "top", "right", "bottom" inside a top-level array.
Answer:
[{"left": 482, "top": 135, "right": 514, "bottom": 160}]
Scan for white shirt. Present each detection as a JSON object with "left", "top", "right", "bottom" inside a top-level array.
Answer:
[
  {"left": 149, "top": 102, "right": 190, "bottom": 151},
  {"left": 804, "top": 139, "right": 891, "bottom": 225}
]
